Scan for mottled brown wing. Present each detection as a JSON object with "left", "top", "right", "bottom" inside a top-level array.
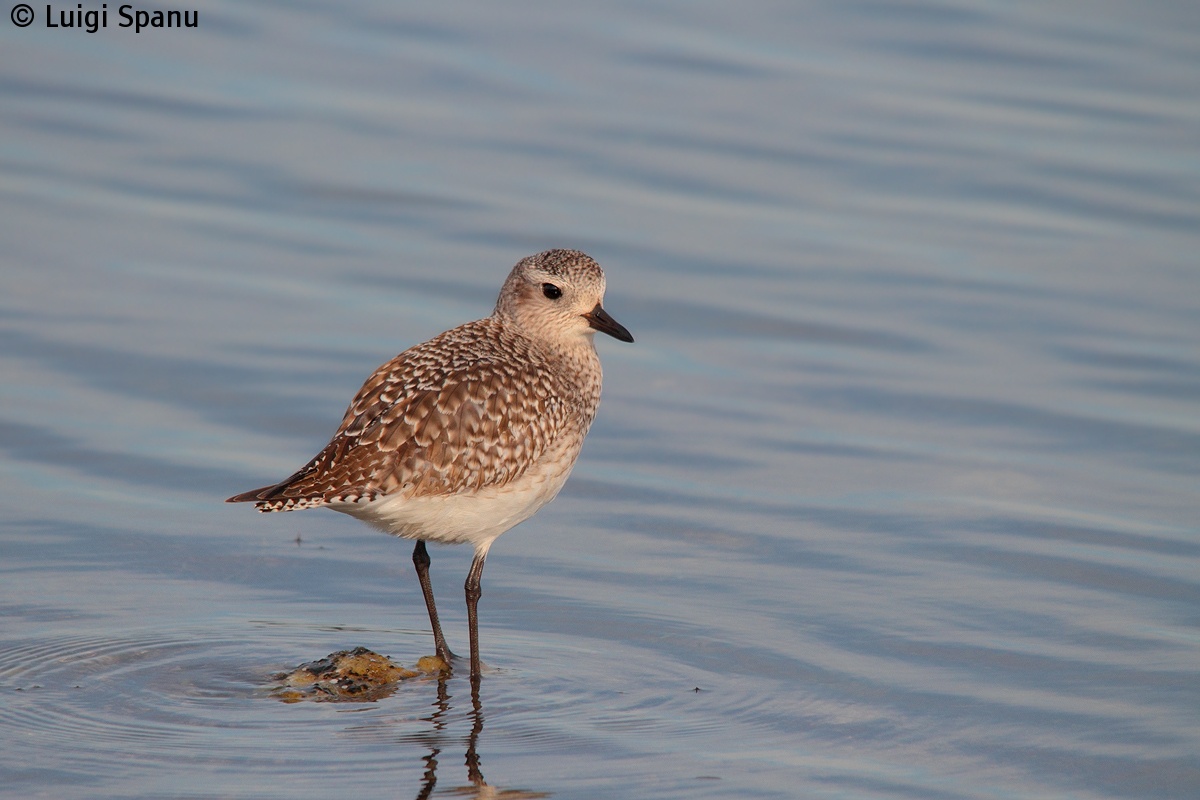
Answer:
[{"left": 227, "top": 321, "right": 570, "bottom": 511}]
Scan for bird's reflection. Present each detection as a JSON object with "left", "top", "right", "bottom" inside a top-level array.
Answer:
[
  {"left": 411, "top": 679, "right": 549, "bottom": 800},
  {"left": 272, "top": 649, "right": 547, "bottom": 797}
]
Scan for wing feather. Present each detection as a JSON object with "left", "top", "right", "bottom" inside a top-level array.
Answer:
[{"left": 228, "top": 318, "right": 574, "bottom": 511}]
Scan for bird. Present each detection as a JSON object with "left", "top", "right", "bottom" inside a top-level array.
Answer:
[{"left": 227, "top": 249, "right": 633, "bottom": 682}]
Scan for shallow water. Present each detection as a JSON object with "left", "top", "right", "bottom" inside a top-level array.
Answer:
[{"left": 2, "top": 1, "right": 1199, "bottom": 798}]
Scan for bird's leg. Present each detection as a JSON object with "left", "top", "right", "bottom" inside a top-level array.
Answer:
[
  {"left": 465, "top": 549, "right": 488, "bottom": 683},
  {"left": 412, "top": 540, "right": 454, "bottom": 665}
]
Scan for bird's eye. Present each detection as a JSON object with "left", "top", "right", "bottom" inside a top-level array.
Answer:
[{"left": 542, "top": 283, "right": 562, "bottom": 300}]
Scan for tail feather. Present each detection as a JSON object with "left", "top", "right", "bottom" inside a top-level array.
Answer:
[
  {"left": 226, "top": 483, "right": 328, "bottom": 512},
  {"left": 226, "top": 485, "right": 276, "bottom": 504}
]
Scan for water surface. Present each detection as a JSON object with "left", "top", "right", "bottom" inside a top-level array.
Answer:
[{"left": 2, "top": 2, "right": 1198, "bottom": 798}]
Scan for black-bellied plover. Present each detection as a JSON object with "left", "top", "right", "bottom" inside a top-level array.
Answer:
[{"left": 228, "top": 249, "right": 633, "bottom": 681}]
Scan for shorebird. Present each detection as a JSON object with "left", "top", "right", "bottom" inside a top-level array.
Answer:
[{"left": 227, "top": 249, "right": 633, "bottom": 681}]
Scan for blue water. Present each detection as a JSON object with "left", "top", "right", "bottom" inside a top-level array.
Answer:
[{"left": 2, "top": 2, "right": 1198, "bottom": 798}]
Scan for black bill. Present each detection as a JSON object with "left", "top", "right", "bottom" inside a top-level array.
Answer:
[{"left": 585, "top": 303, "right": 634, "bottom": 343}]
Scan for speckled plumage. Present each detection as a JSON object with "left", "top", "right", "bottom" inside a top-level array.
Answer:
[
  {"left": 244, "top": 319, "right": 584, "bottom": 506},
  {"left": 227, "top": 249, "right": 633, "bottom": 679}
]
